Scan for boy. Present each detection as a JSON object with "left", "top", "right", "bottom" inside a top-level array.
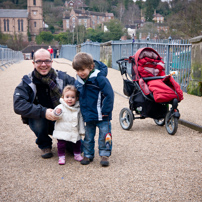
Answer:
[{"left": 72, "top": 52, "right": 114, "bottom": 167}]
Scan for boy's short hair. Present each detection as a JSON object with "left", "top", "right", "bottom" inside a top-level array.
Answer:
[
  {"left": 72, "top": 52, "right": 94, "bottom": 71},
  {"left": 62, "top": 85, "right": 79, "bottom": 98}
]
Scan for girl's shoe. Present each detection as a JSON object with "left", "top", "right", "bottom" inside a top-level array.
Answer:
[
  {"left": 74, "top": 153, "right": 83, "bottom": 162},
  {"left": 58, "top": 156, "right": 65, "bottom": 165}
]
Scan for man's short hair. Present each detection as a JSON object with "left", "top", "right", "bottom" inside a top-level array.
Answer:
[{"left": 33, "top": 48, "right": 51, "bottom": 61}]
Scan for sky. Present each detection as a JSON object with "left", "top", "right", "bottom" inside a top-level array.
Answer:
[{"left": 133, "top": 0, "right": 171, "bottom": 2}]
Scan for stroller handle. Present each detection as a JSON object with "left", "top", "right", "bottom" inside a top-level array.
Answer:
[
  {"left": 116, "top": 58, "right": 129, "bottom": 76},
  {"left": 142, "top": 76, "right": 166, "bottom": 81},
  {"left": 116, "top": 58, "right": 128, "bottom": 65}
]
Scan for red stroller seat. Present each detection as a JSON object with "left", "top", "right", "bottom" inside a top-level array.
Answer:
[{"left": 129, "top": 47, "right": 183, "bottom": 103}]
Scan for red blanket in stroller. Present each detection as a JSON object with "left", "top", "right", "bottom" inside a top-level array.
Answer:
[
  {"left": 147, "top": 76, "right": 183, "bottom": 103},
  {"left": 137, "top": 54, "right": 183, "bottom": 103}
]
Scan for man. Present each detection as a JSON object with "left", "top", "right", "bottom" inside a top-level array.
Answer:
[
  {"left": 13, "top": 48, "right": 75, "bottom": 158},
  {"left": 47, "top": 46, "right": 53, "bottom": 59},
  {"left": 53, "top": 48, "right": 57, "bottom": 58}
]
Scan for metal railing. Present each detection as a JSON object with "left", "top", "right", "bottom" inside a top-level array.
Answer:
[
  {"left": 60, "top": 42, "right": 101, "bottom": 61},
  {"left": 0, "top": 47, "right": 24, "bottom": 71},
  {"left": 59, "top": 44, "right": 77, "bottom": 61},
  {"left": 111, "top": 40, "right": 192, "bottom": 92},
  {"left": 81, "top": 42, "right": 100, "bottom": 61},
  {"left": 59, "top": 40, "right": 192, "bottom": 92}
]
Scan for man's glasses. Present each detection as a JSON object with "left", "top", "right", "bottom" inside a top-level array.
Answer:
[{"left": 35, "top": 60, "right": 52, "bottom": 65}]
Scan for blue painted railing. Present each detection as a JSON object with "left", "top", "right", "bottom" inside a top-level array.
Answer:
[
  {"left": 0, "top": 47, "right": 24, "bottom": 71},
  {"left": 59, "top": 40, "right": 192, "bottom": 92}
]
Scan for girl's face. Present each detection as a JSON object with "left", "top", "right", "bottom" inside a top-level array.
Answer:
[{"left": 63, "top": 90, "right": 77, "bottom": 106}]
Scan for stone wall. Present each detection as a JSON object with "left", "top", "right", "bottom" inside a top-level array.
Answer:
[
  {"left": 75, "top": 41, "right": 112, "bottom": 68},
  {"left": 188, "top": 36, "right": 202, "bottom": 96},
  {"left": 100, "top": 41, "right": 112, "bottom": 68}
]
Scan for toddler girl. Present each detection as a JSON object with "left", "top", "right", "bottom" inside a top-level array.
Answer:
[{"left": 53, "top": 85, "right": 85, "bottom": 165}]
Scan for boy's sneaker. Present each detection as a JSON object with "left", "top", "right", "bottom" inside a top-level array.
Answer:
[
  {"left": 74, "top": 153, "right": 83, "bottom": 162},
  {"left": 58, "top": 156, "right": 65, "bottom": 165},
  {"left": 80, "top": 156, "right": 93, "bottom": 165},
  {"left": 41, "top": 148, "right": 53, "bottom": 159},
  {"left": 100, "top": 156, "right": 109, "bottom": 167}
]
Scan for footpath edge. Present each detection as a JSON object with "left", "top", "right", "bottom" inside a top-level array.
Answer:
[{"left": 114, "top": 90, "right": 202, "bottom": 133}]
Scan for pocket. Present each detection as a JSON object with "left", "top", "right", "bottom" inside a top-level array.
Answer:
[{"left": 123, "top": 79, "right": 135, "bottom": 96}]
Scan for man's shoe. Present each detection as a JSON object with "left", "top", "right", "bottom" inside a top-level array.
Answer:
[
  {"left": 41, "top": 148, "right": 53, "bottom": 159},
  {"left": 100, "top": 156, "right": 109, "bottom": 167},
  {"left": 80, "top": 156, "right": 93, "bottom": 165}
]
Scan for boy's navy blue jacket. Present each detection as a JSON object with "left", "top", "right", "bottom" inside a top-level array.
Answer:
[{"left": 75, "top": 60, "right": 114, "bottom": 122}]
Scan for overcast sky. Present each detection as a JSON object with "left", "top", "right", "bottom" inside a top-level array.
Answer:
[{"left": 133, "top": 0, "right": 171, "bottom": 2}]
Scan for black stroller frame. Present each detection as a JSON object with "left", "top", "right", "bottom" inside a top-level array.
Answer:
[{"left": 116, "top": 57, "right": 181, "bottom": 135}]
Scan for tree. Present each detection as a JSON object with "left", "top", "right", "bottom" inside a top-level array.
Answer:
[
  {"left": 156, "top": 1, "right": 170, "bottom": 17},
  {"left": 86, "top": 26, "right": 104, "bottom": 42},
  {"left": 123, "top": 0, "right": 134, "bottom": 10},
  {"left": 88, "top": 0, "right": 109, "bottom": 12},
  {"left": 136, "top": 22, "right": 158, "bottom": 39},
  {"left": 122, "top": 2, "right": 140, "bottom": 25},
  {"left": 54, "top": 0, "right": 63, "bottom": 6},
  {"left": 135, "top": 0, "right": 144, "bottom": 10},
  {"left": 74, "top": 25, "right": 87, "bottom": 44},
  {"left": 49, "top": 25, "right": 55, "bottom": 34},
  {"left": 104, "top": 19, "right": 124, "bottom": 40},
  {"left": 35, "top": 31, "right": 54, "bottom": 44},
  {"left": 167, "top": 0, "right": 202, "bottom": 38},
  {"left": 0, "top": 32, "right": 29, "bottom": 50},
  {"left": 54, "top": 31, "right": 73, "bottom": 44},
  {"left": 116, "top": 2, "right": 125, "bottom": 22},
  {"left": 145, "top": 0, "right": 154, "bottom": 21},
  {"left": 145, "top": 0, "right": 160, "bottom": 22}
]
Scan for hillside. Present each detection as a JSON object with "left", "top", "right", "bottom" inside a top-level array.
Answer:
[{"left": 0, "top": 0, "right": 202, "bottom": 39}]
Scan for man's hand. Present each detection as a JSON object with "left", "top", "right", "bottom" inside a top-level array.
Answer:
[
  {"left": 55, "top": 108, "right": 62, "bottom": 115},
  {"left": 45, "top": 108, "right": 59, "bottom": 121}
]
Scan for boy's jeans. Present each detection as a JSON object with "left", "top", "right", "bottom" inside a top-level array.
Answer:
[
  {"left": 28, "top": 118, "right": 54, "bottom": 150},
  {"left": 83, "top": 120, "right": 112, "bottom": 159}
]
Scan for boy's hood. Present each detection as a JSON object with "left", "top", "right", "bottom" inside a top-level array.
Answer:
[{"left": 94, "top": 60, "right": 108, "bottom": 77}]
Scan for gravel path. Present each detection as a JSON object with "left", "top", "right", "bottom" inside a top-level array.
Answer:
[{"left": 0, "top": 59, "right": 202, "bottom": 201}]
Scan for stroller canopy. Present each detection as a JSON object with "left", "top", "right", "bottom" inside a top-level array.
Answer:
[{"left": 129, "top": 47, "right": 164, "bottom": 81}]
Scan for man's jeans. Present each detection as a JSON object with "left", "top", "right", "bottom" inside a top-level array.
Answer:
[
  {"left": 28, "top": 118, "right": 54, "bottom": 150},
  {"left": 83, "top": 120, "right": 112, "bottom": 159}
]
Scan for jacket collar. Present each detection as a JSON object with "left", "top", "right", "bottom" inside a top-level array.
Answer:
[
  {"left": 76, "top": 69, "right": 100, "bottom": 84},
  {"left": 59, "top": 98, "right": 80, "bottom": 110}
]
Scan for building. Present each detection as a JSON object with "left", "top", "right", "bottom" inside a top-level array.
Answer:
[
  {"left": 157, "top": 24, "right": 169, "bottom": 33},
  {"left": 63, "top": 8, "right": 114, "bottom": 31},
  {"left": 64, "top": 0, "right": 88, "bottom": 9},
  {"left": 152, "top": 10, "right": 168, "bottom": 34},
  {"left": 0, "top": 0, "right": 43, "bottom": 41},
  {"left": 153, "top": 11, "right": 164, "bottom": 23}
]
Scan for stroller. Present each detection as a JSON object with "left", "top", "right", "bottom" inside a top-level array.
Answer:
[{"left": 116, "top": 47, "right": 183, "bottom": 135}]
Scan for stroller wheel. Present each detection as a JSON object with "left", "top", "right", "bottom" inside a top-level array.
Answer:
[
  {"left": 165, "top": 111, "right": 178, "bottom": 135},
  {"left": 119, "top": 108, "right": 134, "bottom": 130},
  {"left": 154, "top": 118, "right": 165, "bottom": 126}
]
